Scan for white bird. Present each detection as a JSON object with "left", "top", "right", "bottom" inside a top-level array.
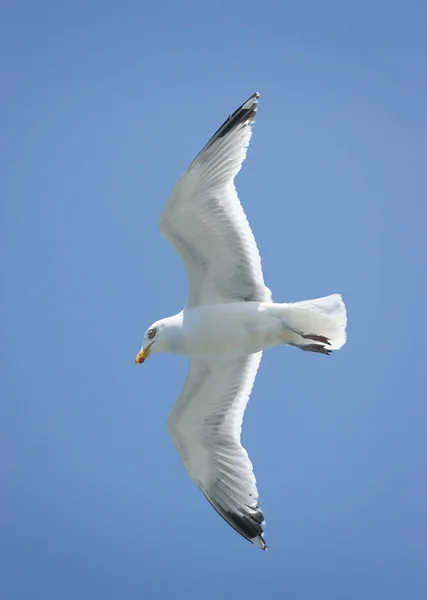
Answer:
[{"left": 135, "top": 93, "right": 347, "bottom": 550}]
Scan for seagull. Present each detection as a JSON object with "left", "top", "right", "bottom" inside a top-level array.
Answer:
[{"left": 135, "top": 93, "right": 347, "bottom": 550}]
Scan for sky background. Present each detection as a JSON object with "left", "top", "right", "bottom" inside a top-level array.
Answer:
[{"left": 1, "top": 1, "right": 426, "bottom": 598}]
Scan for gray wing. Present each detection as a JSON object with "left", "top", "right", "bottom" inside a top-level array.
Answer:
[
  {"left": 167, "top": 352, "right": 267, "bottom": 549},
  {"left": 159, "top": 93, "right": 271, "bottom": 307}
]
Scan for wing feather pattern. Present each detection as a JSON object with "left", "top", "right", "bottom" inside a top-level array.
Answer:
[
  {"left": 167, "top": 352, "right": 267, "bottom": 549},
  {"left": 159, "top": 93, "right": 271, "bottom": 306}
]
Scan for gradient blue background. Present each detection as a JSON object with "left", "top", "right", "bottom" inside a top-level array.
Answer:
[{"left": 1, "top": 1, "right": 426, "bottom": 598}]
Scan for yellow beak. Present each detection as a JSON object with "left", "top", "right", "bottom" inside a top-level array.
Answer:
[{"left": 135, "top": 342, "right": 154, "bottom": 364}]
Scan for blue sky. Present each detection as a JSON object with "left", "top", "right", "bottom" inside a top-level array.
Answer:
[{"left": 1, "top": 1, "right": 426, "bottom": 598}]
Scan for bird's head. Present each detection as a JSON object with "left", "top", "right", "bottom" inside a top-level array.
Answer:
[{"left": 135, "top": 320, "right": 166, "bottom": 364}]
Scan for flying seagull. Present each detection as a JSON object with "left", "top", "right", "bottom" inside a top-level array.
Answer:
[{"left": 135, "top": 93, "right": 347, "bottom": 550}]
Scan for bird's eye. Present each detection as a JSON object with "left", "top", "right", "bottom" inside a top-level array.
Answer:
[{"left": 147, "top": 328, "right": 156, "bottom": 340}]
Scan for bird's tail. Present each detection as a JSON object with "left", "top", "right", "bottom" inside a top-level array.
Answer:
[{"left": 274, "top": 293, "right": 347, "bottom": 350}]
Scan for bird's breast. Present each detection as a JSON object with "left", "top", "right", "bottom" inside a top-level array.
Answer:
[{"left": 175, "top": 303, "right": 280, "bottom": 357}]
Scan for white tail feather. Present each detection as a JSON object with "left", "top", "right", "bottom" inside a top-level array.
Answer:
[{"left": 277, "top": 294, "right": 347, "bottom": 350}]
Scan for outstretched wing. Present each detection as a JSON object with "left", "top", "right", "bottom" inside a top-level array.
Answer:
[
  {"left": 159, "top": 93, "right": 271, "bottom": 307},
  {"left": 167, "top": 353, "right": 266, "bottom": 549}
]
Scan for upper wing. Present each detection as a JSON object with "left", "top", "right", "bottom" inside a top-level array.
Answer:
[
  {"left": 167, "top": 352, "right": 266, "bottom": 549},
  {"left": 159, "top": 93, "right": 271, "bottom": 307}
]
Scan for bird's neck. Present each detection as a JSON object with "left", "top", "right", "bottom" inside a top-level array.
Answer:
[{"left": 160, "top": 312, "right": 184, "bottom": 353}]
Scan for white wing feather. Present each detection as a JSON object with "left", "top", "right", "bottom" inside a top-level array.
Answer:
[
  {"left": 167, "top": 353, "right": 266, "bottom": 549},
  {"left": 159, "top": 93, "right": 271, "bottom": 307}
]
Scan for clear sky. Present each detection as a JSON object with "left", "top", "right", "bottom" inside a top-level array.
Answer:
[{"left": 1, "top": 1, "right": 426, "bottom": 598}]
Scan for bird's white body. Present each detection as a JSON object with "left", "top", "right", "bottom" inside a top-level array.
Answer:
[
  {"left": 137, "top": 93, "right": 347, "bottom": 550},
  {"left": 156, "top": 295, "right": 346, "bottom": 358},
  {"left": 168, "top": 302, "right": 282, "bottom": 357}
]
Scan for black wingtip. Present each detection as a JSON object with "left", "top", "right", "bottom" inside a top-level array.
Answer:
[
  {"left": 202, "top": 489, "right": 267, "bottom": 550},
  {"left": 217, "top": 92, "right": 260, "bottom": 139},
  {"left": 202, "top": 92, "right": 260, "bottom": 150},
  {"left": 190, "top": 92, "right": 261, "bottom": 166}
]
